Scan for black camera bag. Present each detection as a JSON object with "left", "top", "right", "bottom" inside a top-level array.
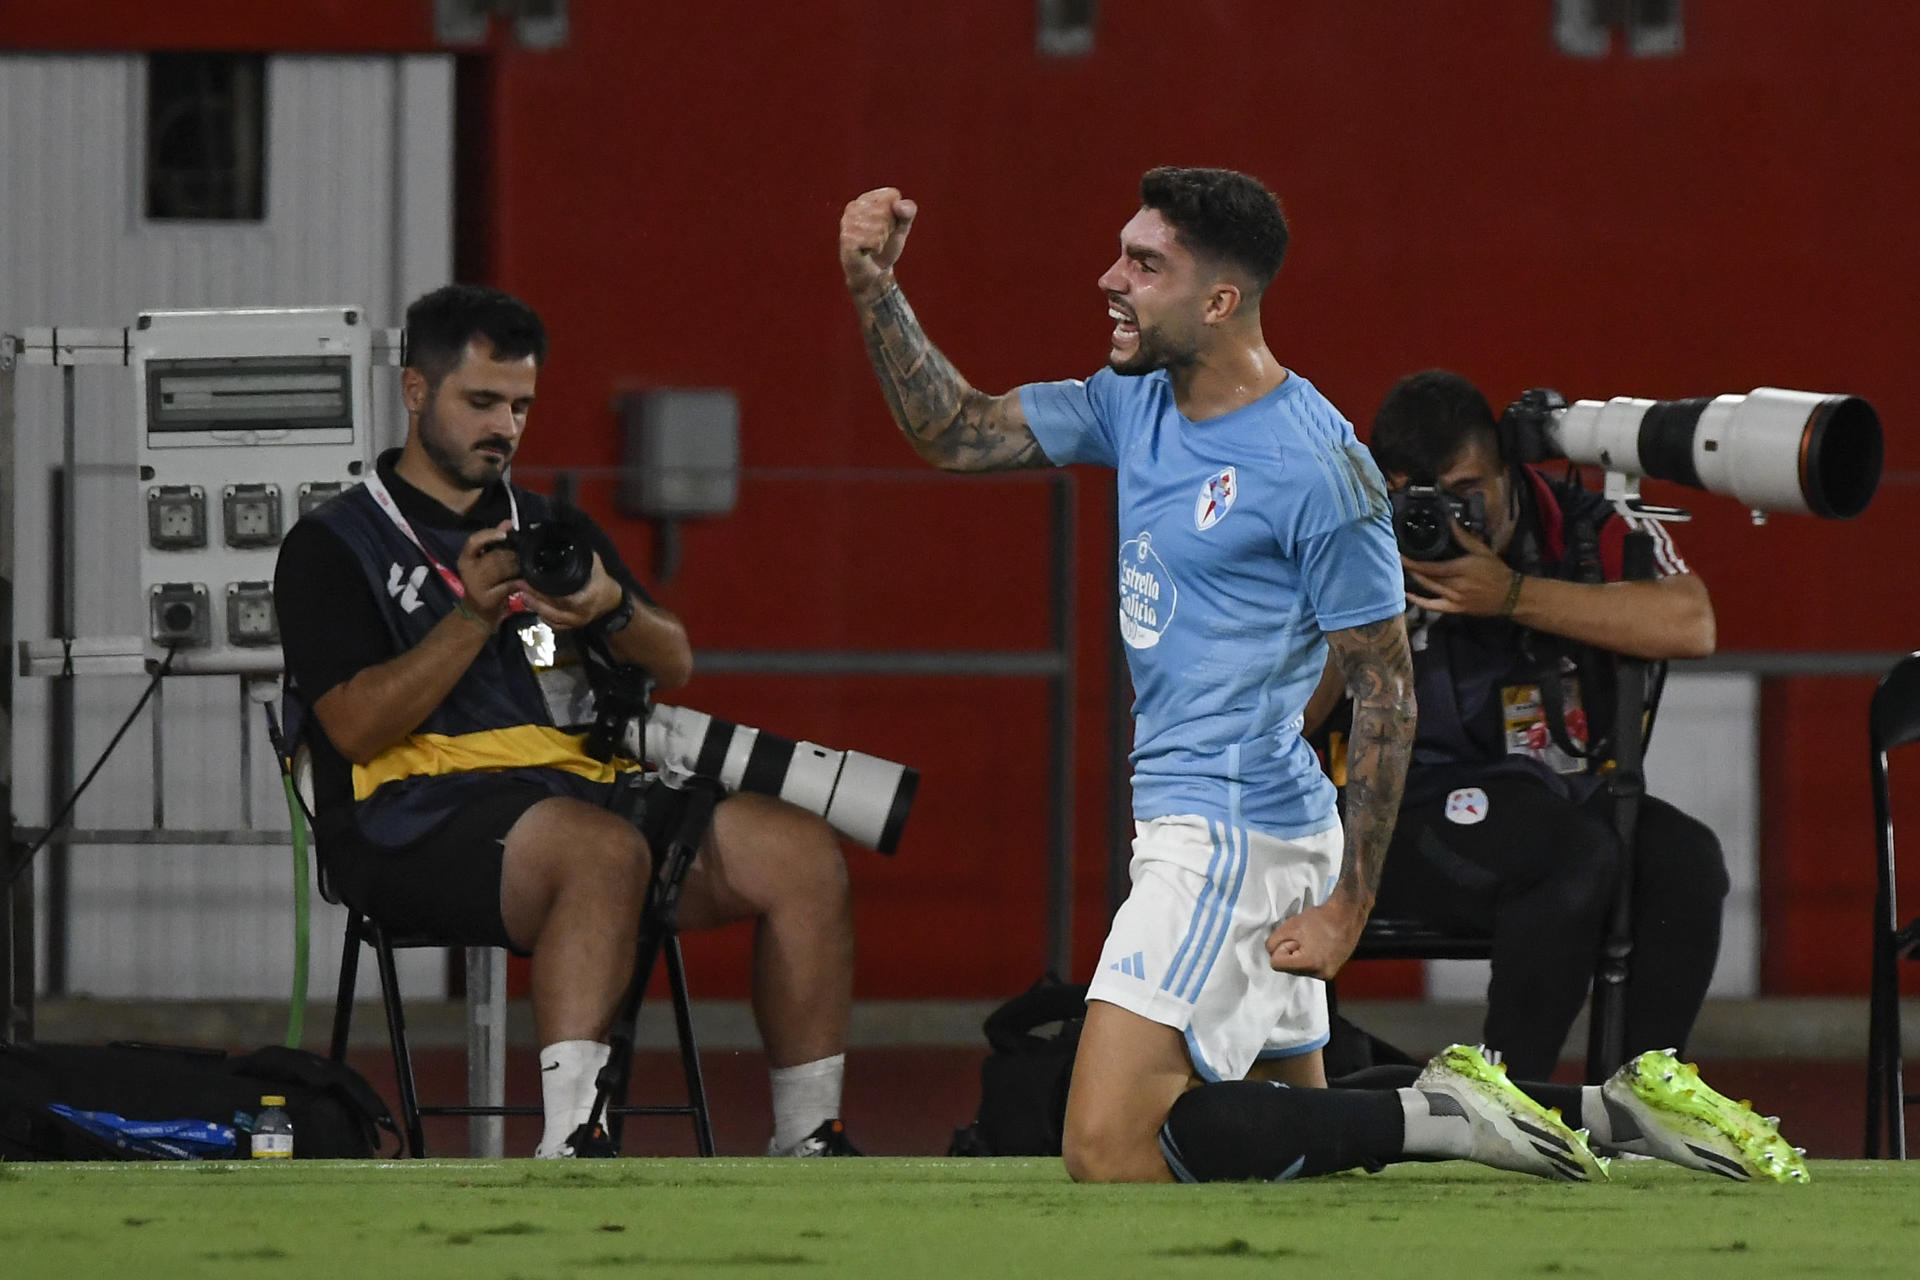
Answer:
[
  {"left": 948, "top": 974, "right": 1088, "bottom": 1157},
  {"left": 0, "top": 1040, "right": 397, "bottom": 1161}
]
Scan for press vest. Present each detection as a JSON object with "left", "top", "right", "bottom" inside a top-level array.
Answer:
[
  {"left": 1403, "top": 466, "right": 1621, "bottom": 803},
  {"left": 301, "top": 479, "right": 626, "bottom": 846}
]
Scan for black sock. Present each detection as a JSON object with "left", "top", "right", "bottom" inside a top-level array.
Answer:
[
  {"left": 1330, "top": 1065, "right": 1421, "bottom": 1090},
  {"left": 1158, "top": 1081, "right": 1404, "bottom": 1182},
  {"left": 1515, "top": 1081, "right": 1585, "bottom": 1127}
]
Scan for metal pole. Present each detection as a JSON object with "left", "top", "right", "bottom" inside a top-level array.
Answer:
[
  {"left": 151, "top": 679, "right": 165, "bottom": 828},
  {"left": 465, "top": 945, "right": 506, "bottom": 1158},
  {"left": 1584, "top": 529, "right": 1658, "bottom": 1080},
  {"left": 1044, "top": 474, "right": 1076, "bottom": 979},
  {"left": 5, "top": 859, "right": 27, "bottom": 1044},
  {"left": 238, "top": 677, "right": 252, "bottom": 830},
  {"left": 45, "top": 365, "right": 78, "bottom": 997},
  {"left": 0, "top": 340, "right": 17, "bottom": 1041}
]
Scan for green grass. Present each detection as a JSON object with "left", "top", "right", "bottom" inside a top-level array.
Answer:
[{"left": 2, "top": 1158, "right": 1918, "bottom": 1279}]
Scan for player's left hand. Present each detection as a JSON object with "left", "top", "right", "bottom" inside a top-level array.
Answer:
[
  {"left": 514, "top": 553, "right": 620, "bottom": 630},
  {"left": 1266, "top": 897, "right": 1369, "bottom": 980},
  {"left": 1402, "top": 516, "right": 1516, "bottom": 617}
]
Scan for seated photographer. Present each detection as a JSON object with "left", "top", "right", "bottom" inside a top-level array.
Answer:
[
  {"left": 273, "top": 284, "right": 860, "bottom": 1158},
  {"left": 1309, "top": 369, "right": 1730, "bottom": 1081}
]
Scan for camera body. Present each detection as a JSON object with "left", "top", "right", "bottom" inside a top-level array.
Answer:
[
  {"left": 500, "top": 519, "right": 595, "bottom": 598},
  {"left": 1389, "top": 485, "right": 1489, "bottom": 561}
]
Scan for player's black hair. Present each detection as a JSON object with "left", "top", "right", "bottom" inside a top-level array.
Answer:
[
  {"left": 1368, "top": 369, "right": 1501, "bottom": 483},
  {"left": 1138, "top": 166, "right": 1290, "bottom": 291},
  {"left": 404, "top": 283, "right": 547, "bottom": 386}
]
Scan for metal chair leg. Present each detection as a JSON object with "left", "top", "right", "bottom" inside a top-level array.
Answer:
[
  {"left": 372, "top": 924, "right": 427, "bottom": 1158},
  {"left": 330, "top": 911, "right": 363, "bottom": 1064},
  {"left": 665, "top": 932, "right": 714, "bottom": 1156}
]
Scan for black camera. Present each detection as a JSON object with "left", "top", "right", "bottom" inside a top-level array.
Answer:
[
  {"left": 500, "top": 518, "right": 595, "bottom": 598},
  {"left": 1389, "top": 485, "right": 1488, "bottom": 561}
]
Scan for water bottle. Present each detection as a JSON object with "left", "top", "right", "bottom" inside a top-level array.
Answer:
[{"left": 251, "top": 1095, "right": 294, "bottom": 1159}]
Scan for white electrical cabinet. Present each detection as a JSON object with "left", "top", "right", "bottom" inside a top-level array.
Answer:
[{"left": 134, "top": 307, "right": 375, "bottom": 671}]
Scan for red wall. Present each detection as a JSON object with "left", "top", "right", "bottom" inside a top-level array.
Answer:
[
  {"left": 10, "top": 2, "right": 1917, "bottom": 997},
  {"left": 467, "top": 2, "right": 1920, "bottom": 998}
]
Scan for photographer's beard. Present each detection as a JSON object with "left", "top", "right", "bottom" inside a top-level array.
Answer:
[{"left": 418, "top": 391, "right": 516, "bottom": 492}]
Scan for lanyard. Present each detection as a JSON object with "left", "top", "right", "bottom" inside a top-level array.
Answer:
[{"left": 361, "top": 467, "right": 526, "bottom": 611}]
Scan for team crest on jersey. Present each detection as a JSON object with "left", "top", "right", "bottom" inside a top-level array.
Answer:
[{"left": 1194, "top": 466, "right": 1237, "bottom": 531}]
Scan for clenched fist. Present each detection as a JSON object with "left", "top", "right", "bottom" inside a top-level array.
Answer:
[{"left": 839, "top": 187, "right": 917, "bottom": 304}]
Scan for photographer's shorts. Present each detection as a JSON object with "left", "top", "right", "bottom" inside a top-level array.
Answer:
[
  {"left": 325, "top": 782, "right": 566, "bottom": 954},
  {"left": 1087, "top": 814, "right": 1343, "bottom": 1082}
]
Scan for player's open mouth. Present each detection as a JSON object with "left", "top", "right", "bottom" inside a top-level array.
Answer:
[{"left": 1108, "top": 305, "right": 1138, "bottom": 345}]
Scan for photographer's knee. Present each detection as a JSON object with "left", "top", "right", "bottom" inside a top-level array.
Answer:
[
  {"left": 786, "top": 809, "right": 850, "bottom": 904},
  {"left": 569, "top": 813, "right": 651, "bottom": 906}
]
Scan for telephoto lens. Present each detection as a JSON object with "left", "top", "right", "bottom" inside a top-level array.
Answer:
[
  {"left": 637, "top": 704, "right": 921, "bottom": 854},
  {"left": 1504, "top": 387, "right": 1882, "bottom": 519}
]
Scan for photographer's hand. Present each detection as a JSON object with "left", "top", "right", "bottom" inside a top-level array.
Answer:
[
  {"left": 515, "top": 552, "right": 622, "bottom": 631},
  {"left": 312, "top": 521, "right": 524, "bottom": 764},
  {"left": 1407, "top": 516, "right": 1718, "bottom": 658},
  {"left": 455, "top": 521, "right": 523, "bottom": 628},
  {"left": 1402, "top": 517, "right": 1522, "bottom": 618},
  {"left": 517, "top": 556, "right": 694, "bottom": 690}
]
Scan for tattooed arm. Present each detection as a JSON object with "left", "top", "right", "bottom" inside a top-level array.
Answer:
[
  {"left": 839, "top": 187, "right": 1049, "bottom": 473},
  {"left": 1266, "top": 614, "right": 1416, "bottom": 980}
]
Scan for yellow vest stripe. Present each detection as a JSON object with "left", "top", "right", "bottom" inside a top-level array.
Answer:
[{"left": 352, "top": 725, "right": 635, "bottom": 800}]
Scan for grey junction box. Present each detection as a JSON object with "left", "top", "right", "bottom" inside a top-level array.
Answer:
[{"left": 616, "top": 387, "right": 740, "bottom": 519}]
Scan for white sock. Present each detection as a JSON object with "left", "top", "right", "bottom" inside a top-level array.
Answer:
[
  {"left": 1397, "top": 1087, "right": 1473, "bottom": 1160},
  {"left": 766, "top": 1054, "right": 845, "bottom": 1154},
  {"left": 534, "top": 1039, "right": 611, "bottom": 1157}
]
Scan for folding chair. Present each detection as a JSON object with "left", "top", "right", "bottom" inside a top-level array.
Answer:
[
  {"left": 1336, "top": 649, "right": 1661, "bottom": 1080},
  {"left": 279, "top": 726, "right": 717, "bottom": 1157},
  {"left": 1865, "top": 650, "right": 1920, "bottom": 1159}
]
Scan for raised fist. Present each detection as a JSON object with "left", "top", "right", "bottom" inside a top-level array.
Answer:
[{"left": 839, "top": 187, "right": 917, "bottom": 302}]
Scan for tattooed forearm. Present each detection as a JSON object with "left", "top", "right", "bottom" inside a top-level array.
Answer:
[
  {"left": 858, "top": 285, "right": 1048, "bottom": 472},
  {"left": 1325, "top": 614, "right": 1416, "bottom": 903}
]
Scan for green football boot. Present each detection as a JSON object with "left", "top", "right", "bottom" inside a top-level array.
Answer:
[
  {"left": 1600, "top": 1049, "right": 1809, "bottom": 1184},
  {"left": 1415, "top": 1044, "right": 1610, "bottom": 1182}
]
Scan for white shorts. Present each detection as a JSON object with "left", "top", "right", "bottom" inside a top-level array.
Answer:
[{"left": 1086, "top": 813, "right": 1343, "bottom": 1082}]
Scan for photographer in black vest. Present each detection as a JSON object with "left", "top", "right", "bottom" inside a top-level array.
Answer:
[
  {"left": 1310, "top": 369, "right": 1729, "bottom": 1081},
  {"left": 274, "top": 285, "right": 860, "bottom": 1157}
]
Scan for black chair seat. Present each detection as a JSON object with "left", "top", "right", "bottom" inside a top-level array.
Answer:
[{"left": 1354, "top": 917, "right": 1494, "bottom": 962}]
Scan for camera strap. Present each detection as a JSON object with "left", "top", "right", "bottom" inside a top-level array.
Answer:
[{"left": 362, "top": 467, "right": 528, "bottom": 616}]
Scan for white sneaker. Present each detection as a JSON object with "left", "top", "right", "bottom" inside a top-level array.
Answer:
[
  {"left": 769, "top": 1119, "right": 862, "bottom": 1157},
  {"left": 1600, "top": 1049, "right": 1809, "bottom": 1184},
  {"left": 1415, "top": 1044, "right": 1609, "bottom": 1182}
]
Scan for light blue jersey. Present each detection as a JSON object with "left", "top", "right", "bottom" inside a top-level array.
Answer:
[{"left": 1021, "top": 367, "right": 1401, "bottom": 838}]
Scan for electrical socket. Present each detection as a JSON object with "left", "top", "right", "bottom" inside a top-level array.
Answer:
[
  {"left": 147, "top": 485, "right": 208, "bottom": 549},
  {"left": 297, "top": 480, "right": 351, "bottom": 518},
  {"left": 226, "top": 582, "right": 279, "bottom": 646},
  {"left": 149, "top": 582, "right": 210, "bottom": 648},
  {"left": 223, "top": 483, "right": 283, "bottom": 548}
]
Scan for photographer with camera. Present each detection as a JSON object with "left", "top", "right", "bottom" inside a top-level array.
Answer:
[
  {"left": 273, "top": 285, "right": 861, "bottom": 1158},
  {"left": 1316, "top": 368, "right": 1730, "bottom": 1082}
]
